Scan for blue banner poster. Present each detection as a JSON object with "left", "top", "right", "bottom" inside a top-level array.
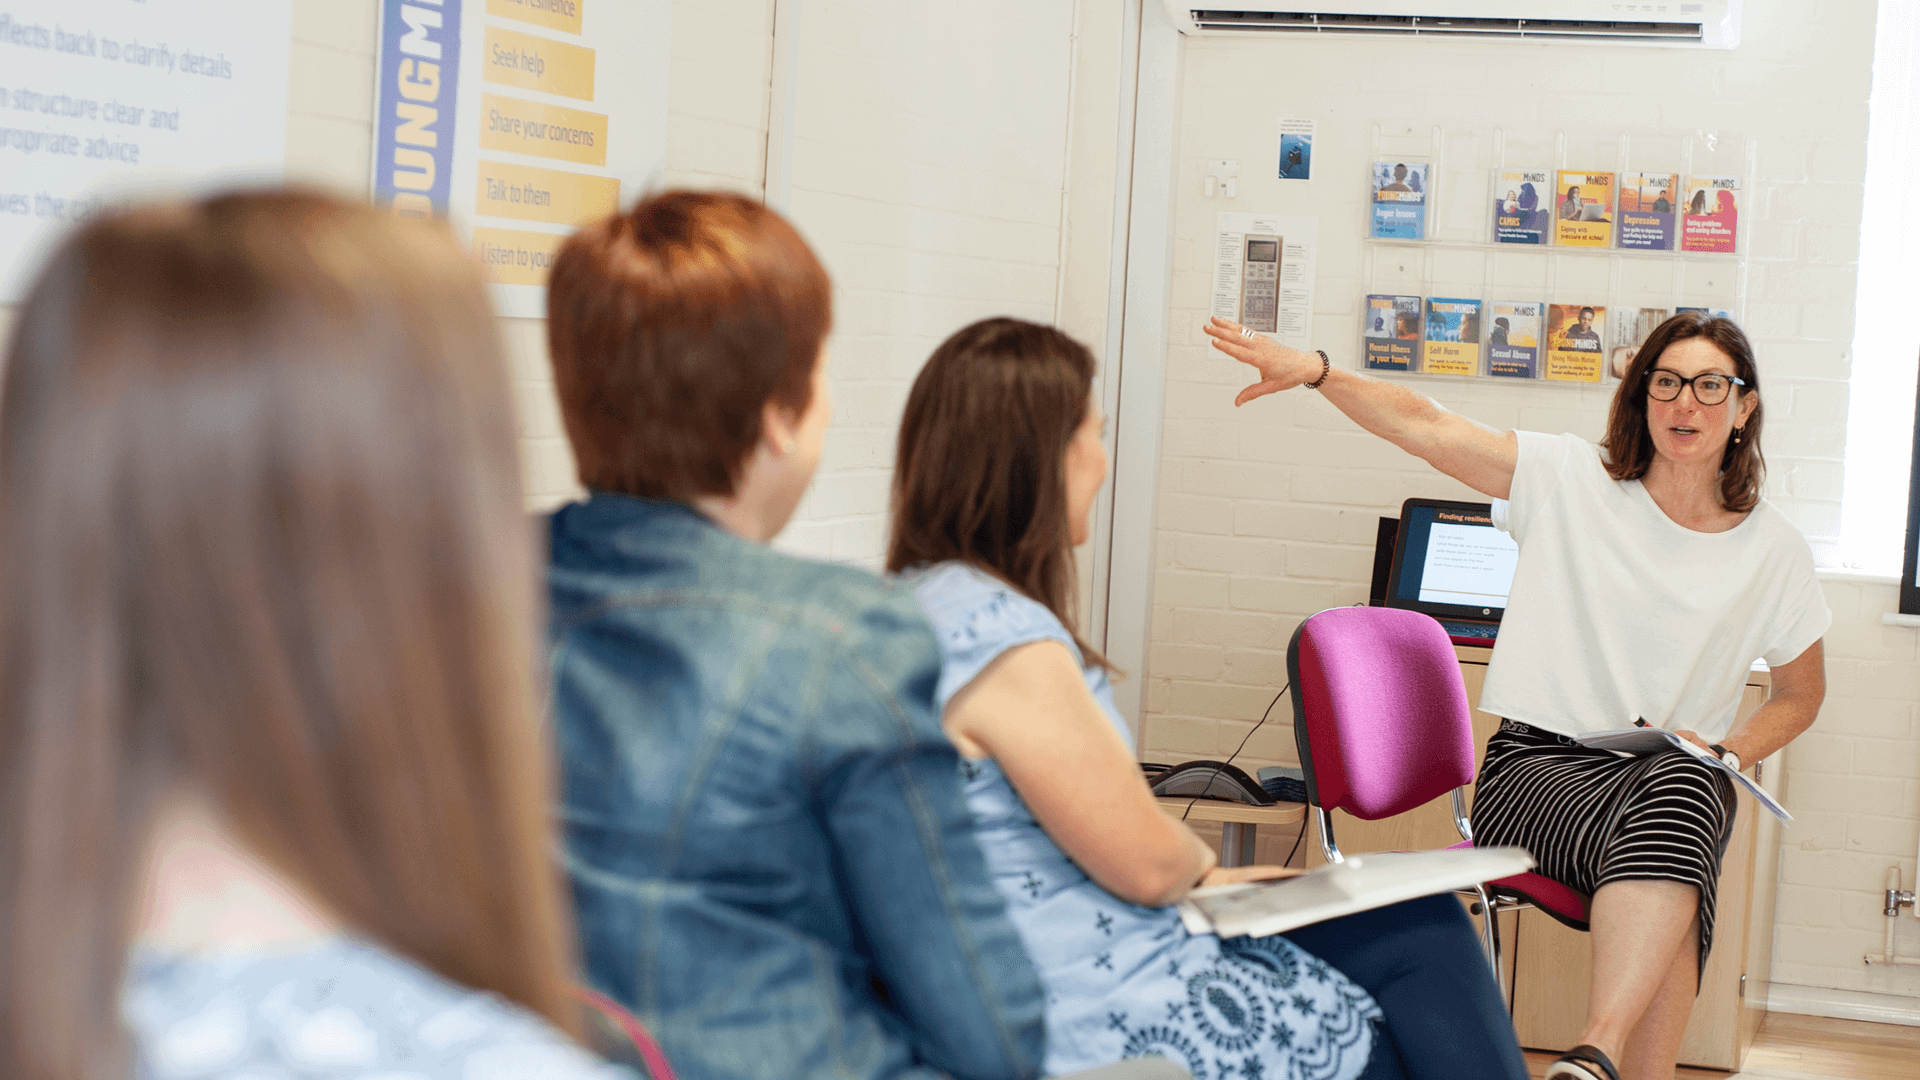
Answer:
[{"left": 373, "top": 0, "right": 462, "bottom": 217}]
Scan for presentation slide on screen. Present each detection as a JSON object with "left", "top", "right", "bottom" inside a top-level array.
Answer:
[
  {"left": 0, "top": 1, "right": 292, "bottom": 303},
  {"left": 1418, "top": 522, "right": 1520, "bottom": 608},
  {"left": 372, "top": 0, "right": 670, "bottom": 316}
]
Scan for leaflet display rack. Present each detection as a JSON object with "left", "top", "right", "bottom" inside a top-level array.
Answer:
[{"left": 1359, "top": 124, "right": 1755, "bottom": 387}]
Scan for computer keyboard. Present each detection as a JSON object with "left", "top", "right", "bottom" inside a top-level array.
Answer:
[{"left": 1438, "top": 619, "right": 1499, "bottom": 644}]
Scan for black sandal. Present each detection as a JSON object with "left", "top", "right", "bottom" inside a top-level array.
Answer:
[{"left": 1543, "top": 1044, "right": 1620, "bottom": 1080}]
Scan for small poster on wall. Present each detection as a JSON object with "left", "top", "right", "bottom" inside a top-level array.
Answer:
[
  {"left": 1277, "top": 118, "right": 1314, "bottom": 180},
  {"left": 1363, "top": 294, "right": 1422, "bottom": 371},
  {"left": 1422, "top": 298, "right": 1482, "bottom": 376},
  {"left": 1681, "top": 176, "right": 1741, "bottom": 253},
  {"left": 1618, "top": 172, "right": 1679, "bottom": 251},
  {"left": 1611, "top": 307, "right": 1671, "bottom": 379},
  {"left": 1370, "top": 161, "right": 1428, "bottom": 239},
  {"left": 1487, "top": 301, "right": 1542, "bottom": 378},
  {"left": 1545, "top": 303, "right": 1607, "bottom": 382},
  {"left": 1554, "top": 171, "right": 1615, "bottom": 247},
  {"left": 1492, "top": 169, "right": 1551, "bottom": 245}
]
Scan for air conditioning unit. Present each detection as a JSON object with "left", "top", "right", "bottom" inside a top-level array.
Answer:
[{"left": 1162, "top": 2, "right": 1742, "bottom": 48}]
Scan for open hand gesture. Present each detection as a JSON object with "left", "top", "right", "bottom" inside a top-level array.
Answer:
[{"left": 1203, "top": 316, "right": 1325, "bottom": 406}]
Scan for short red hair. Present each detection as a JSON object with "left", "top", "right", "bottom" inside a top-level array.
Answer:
[{"left": 546, "top": 191, "right": 831, "bottom": 500}]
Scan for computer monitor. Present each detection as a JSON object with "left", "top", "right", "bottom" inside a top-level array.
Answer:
[
  {"left": 1383, "top": 498, "right": 1520, "bottom": 623},
  {"left": 1368, "top": 516, "right": 1399, "bottom": 607}
]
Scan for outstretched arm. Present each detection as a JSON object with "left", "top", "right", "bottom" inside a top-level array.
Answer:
[{"left": 1204, "top": 316, "right": 1520, "bottom": 500}]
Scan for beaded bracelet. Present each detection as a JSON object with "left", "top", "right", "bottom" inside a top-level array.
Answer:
[{"left": 1305, "top": 349, "right": 1331, "bottom": 389}]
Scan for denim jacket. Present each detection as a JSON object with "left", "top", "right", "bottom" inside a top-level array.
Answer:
[{"left": 547, "top": 494, "right": 1046, "bottom": 1080}]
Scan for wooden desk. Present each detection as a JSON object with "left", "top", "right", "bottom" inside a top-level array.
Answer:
[
  {"left": 1304, "top": 645, "right": 1778, "bottom": 1071},
  {"left": 1156, "top": 797, "right": 1306, "bottom": 868}
]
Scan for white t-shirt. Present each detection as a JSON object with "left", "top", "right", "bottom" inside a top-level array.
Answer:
[{"left": 1478, "top": 431, "right": 1830, "bottom": 742}]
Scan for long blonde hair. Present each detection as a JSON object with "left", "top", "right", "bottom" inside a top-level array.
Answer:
[{"left": 0, "top": 190, "right": 580, "bottom": 1080}]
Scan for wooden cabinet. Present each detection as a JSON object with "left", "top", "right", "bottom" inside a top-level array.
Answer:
[{"left": 1306, "top": 646, "right": 1778, "bottom": 1071}]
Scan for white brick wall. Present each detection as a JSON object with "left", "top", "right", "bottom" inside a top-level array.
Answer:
[
  {"left": 1138, "top": 1, "right": 1918, "bottom": 1005},
  {"left": 773, "top": 0, "right": 1079, "bottom": 565},
  {"left": 1772, "top": 578, "right": 1920, "bottom": 999},
  {"left": 663, "top": 0, "right": 775, "bottom": 198}
]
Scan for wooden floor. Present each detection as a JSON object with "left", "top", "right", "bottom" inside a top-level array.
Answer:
[{"left": 1522, "top": 1013, "right": 1920, "bottom": 1079}]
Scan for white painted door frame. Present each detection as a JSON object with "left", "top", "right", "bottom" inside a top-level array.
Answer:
[
  {"left": 763, "top": 0, "right": 802, "bottom": 209},
  {"left": 1093, "top": 0, "right": 1183, "bottom": 744}
]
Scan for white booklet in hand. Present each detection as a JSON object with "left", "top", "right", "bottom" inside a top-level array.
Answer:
[
  {"left": 1176, "top": 847, "right": 1535, "bottom": 939},
  {"left": 1575, "top": 726, "right": 1791, "bottom": 822}
]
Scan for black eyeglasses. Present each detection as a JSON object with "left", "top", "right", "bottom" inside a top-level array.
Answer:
[{"left": 1646, "top": 368, "right": 1746, "bottom": 406}]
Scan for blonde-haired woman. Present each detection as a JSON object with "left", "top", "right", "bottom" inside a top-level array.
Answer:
[{"left": 0, "top": 191, "right": 625, "bottom": 1080}]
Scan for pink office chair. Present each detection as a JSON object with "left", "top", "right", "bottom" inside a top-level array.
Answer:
[{"left": 1285, "top": 605, "right": 1590, "bottom": 986}]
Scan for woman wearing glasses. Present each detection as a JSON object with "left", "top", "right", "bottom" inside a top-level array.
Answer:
[{"left": 1202, "top": 310, "right": 1828, "bottom": 1080}]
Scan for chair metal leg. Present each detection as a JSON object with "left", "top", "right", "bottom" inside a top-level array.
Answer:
[
  {"left": 1315, "top": 807, "right": 1342, "bottom": 864},
  {"left": 1450, "top": 787, "right": 1475, "bottom": 843},
  {"left": 1473, "top": 884, "right": 1505, "bottom": 1001}
]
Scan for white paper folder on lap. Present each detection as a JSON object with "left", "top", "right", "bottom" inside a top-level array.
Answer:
[{"left": 1176, "top": 847, "right": 1535, "bottom": 939}]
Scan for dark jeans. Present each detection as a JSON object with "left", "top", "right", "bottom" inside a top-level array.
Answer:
[{"left": 1279, "top": 894, "right": 1528, "bottom": 1080}]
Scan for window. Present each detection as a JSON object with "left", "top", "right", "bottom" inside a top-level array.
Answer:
[{"left": 1842, "top": 1, "right": 1920, "bottom": 574}]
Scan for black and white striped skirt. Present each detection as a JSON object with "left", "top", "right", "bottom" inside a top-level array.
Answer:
[{"left": 1471, "top": 719, "right": 1738, "bottom": 977}]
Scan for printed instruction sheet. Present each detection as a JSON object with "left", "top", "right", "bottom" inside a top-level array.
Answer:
[{"left": 1211, "top": 212, "right": 1319, "bottom": 349}]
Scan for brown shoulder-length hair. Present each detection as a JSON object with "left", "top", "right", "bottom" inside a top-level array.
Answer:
[
  {"left": 888, "top": 318, "right": 1110, "bottom": 670},
  {"left": 1601, "top": 310, "right": 1765, "bottom": 512},
  {"left": 546, "top": 190, "right": 832, "bottom": 501},
  {"left": 0, "top": 191, "right": 580, "bottom": 1080}
]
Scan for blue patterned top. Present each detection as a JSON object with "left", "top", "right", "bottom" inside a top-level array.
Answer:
[
  {"left": 908, "top": 562, "right": 1381, "bottom": 1080},
  {"left": 124, "top": 937, "right": 634, "bottom": 1080}
]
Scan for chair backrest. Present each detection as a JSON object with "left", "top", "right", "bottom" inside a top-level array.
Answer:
[{"left": 1286, "top": 606, "right": 1477, "bottom": 820}]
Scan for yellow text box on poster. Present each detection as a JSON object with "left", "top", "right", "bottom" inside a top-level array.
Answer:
[
  {"left": 1545, "top": 346, "right": 1603, "bottom": 382},
  {"left": 481, "top": 94, "right": 607, "bottom": 166},
  {"left": 476, "top": 160, "right": 620, "bottom": 225},
  {"left": 473, "top": 226, "right": 568, "bottom": 286},
  {"left": 1423, "top": 342, "right": 1475, "bottom": 376},
  {"left": 487, "top": 0, "right": 584, "bottom": 35},
  {"left": 484, "top": 25, "right": 596, "bottom": 100}
]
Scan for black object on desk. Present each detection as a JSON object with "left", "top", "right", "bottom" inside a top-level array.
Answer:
[
  {"left": 1369, "top": 516, "right": 1399, "bottom": 608},
  {"left": 1256, "top": 765, "right": 1308, "bottom": 804},
  {"left": 1143, "top": 760, "right": 1275, "bottom": 805}
]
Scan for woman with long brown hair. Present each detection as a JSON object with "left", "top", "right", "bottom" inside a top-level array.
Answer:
[
  {"left": 1205, "top": 309, "right": 1827, "bottom": 1080},
  {"left": 0, "top": 191, "right": 624, "bottom": 1080},
  {"left": 889, "top": 317, "right": 1527, "bottom": 1080}
]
